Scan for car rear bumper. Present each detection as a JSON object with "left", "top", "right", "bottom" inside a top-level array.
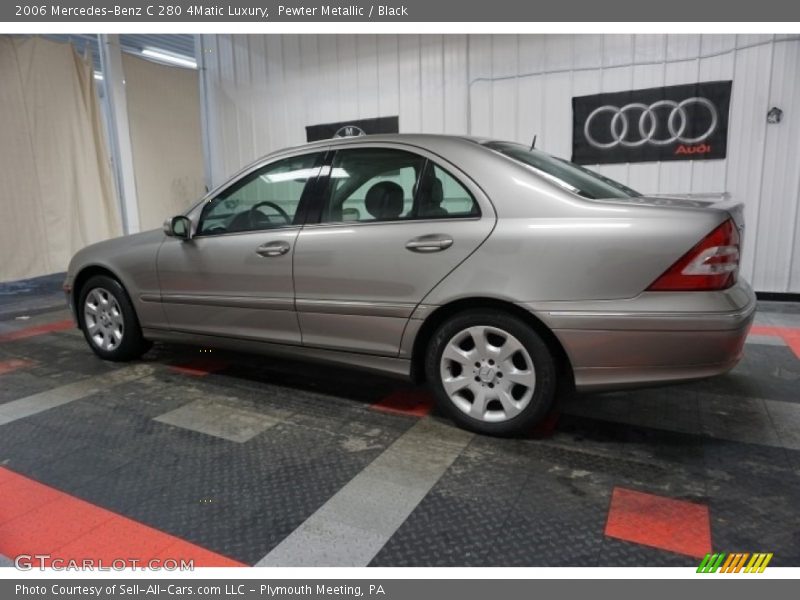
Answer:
[{"left": 522, "top": 280, "right": 757, "bottom": 391}]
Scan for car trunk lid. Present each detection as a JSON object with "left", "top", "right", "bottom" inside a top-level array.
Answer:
[{"left": 588, "top": 193, "right": 745, "bottom": 235}]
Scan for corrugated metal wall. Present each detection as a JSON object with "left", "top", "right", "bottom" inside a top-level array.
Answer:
[{"left": 199, "top": 34, "right": 800, "bottom": 293}]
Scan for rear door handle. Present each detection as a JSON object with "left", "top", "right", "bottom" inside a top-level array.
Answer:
[
  {"left": 255, "top": 241, "right": 291, "bottom": 257},
  {"left": 405, "top": 234, "right": 454, "bottom": 253}
]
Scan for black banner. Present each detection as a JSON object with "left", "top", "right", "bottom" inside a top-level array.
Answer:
[
  {"left": 572, "top": 81, "right": 732, "bottom": 165},
  {"left": 306, "top": 116, "right": 399, "bottom": 142}
]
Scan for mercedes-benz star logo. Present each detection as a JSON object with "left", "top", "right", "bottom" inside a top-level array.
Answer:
[{"left": 333, "top": 125, "right": 367, "bottom": 138}]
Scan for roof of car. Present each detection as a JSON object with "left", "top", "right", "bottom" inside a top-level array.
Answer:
[{"left": 275, "top": 133, "right": 490, "bottom": 154}]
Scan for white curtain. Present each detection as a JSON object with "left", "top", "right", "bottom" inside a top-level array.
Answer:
[
  {"left": 122, "top": 53, "right": 206, "bottom": 230},
  {"left": 0, "top": 36, "right": 121, "bottom": 282}
]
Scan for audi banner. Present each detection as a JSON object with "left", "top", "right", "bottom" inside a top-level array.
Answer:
[{"left": 571, "top": 80, "right": 732, "bottom": 165}]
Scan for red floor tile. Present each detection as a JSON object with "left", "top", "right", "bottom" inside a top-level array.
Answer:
[
  {"left": 168, "top": 358, "right": 230, "bottom": 377},
  {"left": 0, "top": 467, "right": 245, "bottom": 567},
  {"left": 159, "top": 540, "right": 245, "bottom": 568},
  {"left": 750, "top": 325, "right": 800, "bottom": 359},
  {"left": 371, "top": 389, "right": 434, "bottom": 417},
  {"left": 0, "top": 499, "right": 112, "bottom": 556},
  {"left": 0, "top": 358, "right": 35, "bottom": 375},
  {"left": 0, "top": 468, "right": 18, "bottom": 488},
  {"left": 52, "top": 517, "right": 183, "bottom": 566},
  {"left": 0, "top": 472, "right": 61, "bottom": 526},
  {"left": 605, "top": 487, "right": 712, "bottom": 559},
  {"left": 0, "top": 320, "right": 74, "bottom": 343},
  {"left": 785, "top": 334, "right": 800, "bottom": 360}
]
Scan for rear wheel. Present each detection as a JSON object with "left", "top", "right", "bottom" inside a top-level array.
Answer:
[
  {"left": 425, "top": 310, "right": 557, "bottom": 436},
  {"left": 78, "top": 275, "right": 151, "bottom": 361}
]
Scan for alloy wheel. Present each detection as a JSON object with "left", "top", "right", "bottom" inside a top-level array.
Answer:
[
  {"left": 439, "top": 325, "right": 536, "bottom": 423},
  {"left": 83, "top": 287, "right": 125, "bottom": 351}
]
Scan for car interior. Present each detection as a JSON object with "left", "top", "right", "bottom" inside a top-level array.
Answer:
[{"left": 196, "top": 149, "right": 479, "bottom": 236}]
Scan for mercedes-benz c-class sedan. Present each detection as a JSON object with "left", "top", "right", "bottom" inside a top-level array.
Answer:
[{"left": 65, "top": 134, "right": 756, "bottom": 435}]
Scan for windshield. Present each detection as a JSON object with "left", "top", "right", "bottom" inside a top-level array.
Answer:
[{"left": 483, "top": 141, "right": 641, "bottom": 200}]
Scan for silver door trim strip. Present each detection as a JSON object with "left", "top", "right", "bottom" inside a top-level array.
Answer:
[
  {"left": 152, "top": 294, "right": 294, "bottom": 311},
  {"left": 255, "top": 418, "right": 473, "bottom": 566},
  {"left": 295, "top": 299, "right": 416, "bottom": 318}
]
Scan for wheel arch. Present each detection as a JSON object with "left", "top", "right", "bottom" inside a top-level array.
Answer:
[{"left": 410, "top": 297, "right": 574, "bottom": 390}]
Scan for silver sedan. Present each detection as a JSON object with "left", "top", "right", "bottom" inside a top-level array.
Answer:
[{"left": 65, "top": 134, "right": 756, "bottom": 435}]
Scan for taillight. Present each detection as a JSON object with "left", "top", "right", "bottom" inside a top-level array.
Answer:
[{"left": 647, "top": 219, "right": 740, "bottom": 291}]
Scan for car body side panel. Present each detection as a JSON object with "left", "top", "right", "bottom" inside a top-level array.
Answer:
[
  {"left": 65, "top": 229, "right": 167, "bottom": 329},
  {"left": 293, "top": 218, "right": 494, "bottom": 355},
  {"left": 419, "top": 206, "right": 726, "bottom": 304},
  {"left": 155, "top": 228, "right": 301, "bottom": 344},
  {"left": 292, "top": 140, "right": 497, "bottom": 356}
]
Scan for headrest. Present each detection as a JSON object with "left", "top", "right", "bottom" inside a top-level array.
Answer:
[
  {"left": 365, "top": 181, "right": 404, "bottom": 220},
  {"left": 430, "top": 177, "right": 443, "bottom": 204}
]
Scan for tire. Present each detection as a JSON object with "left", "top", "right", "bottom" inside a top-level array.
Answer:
[
  {"left": 78, "top": 274, "right": 151, "bottom": 362},
  {"left": 425, "top": 309, "right": 557, "bottom": 436}
]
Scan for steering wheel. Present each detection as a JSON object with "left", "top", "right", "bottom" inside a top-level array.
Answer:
[{"left": 248, "top": 201, "right": 291, "bottom": 227}]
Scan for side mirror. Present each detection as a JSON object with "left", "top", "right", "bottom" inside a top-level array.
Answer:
[{"left": 164, "top": 215, "right": 192, "bottom": 239}]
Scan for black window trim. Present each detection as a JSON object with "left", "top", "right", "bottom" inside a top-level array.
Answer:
[
  {"left": 193, "top": 151, "right": 327, "bottom": 238},
  {"left": 303, "top": 147, "right": 481, "bottom": 226}
]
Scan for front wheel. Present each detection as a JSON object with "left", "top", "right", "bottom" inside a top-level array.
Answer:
[
  {"left": 425, "top": 310, "right": 557, "bottom": 436},
  {"left": 78, "top": 275, "right": 151, "bottom": 361}
]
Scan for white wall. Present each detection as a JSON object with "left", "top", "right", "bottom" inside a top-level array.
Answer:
[{"left": 199, "top": 34, "right": 800, "bottom": 293}]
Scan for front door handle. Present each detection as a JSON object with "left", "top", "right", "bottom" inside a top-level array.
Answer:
[
  {"left": 255, "top": 241, "right": 291, "bottom": 257},
  {"left": 405, "top": 234, "right": 454, "bottom": 253}
]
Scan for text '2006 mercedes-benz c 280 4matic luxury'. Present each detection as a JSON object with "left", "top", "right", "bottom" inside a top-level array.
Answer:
[{"left": 64, "top": 134, "right": 756, "bottom": 435}]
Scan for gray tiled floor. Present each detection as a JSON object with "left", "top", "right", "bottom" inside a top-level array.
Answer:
[
  {"left": 746, "top": 334, "right": 786, "bottom": 346},
  {"left": 0, "top": 365, "right": 153, "bottom": 425},
  {"left": 155, "top": 396, "right": 285, "bottom": 443},
  {"left": 0, "top": 299, "right": 799, "bottom": 566}
]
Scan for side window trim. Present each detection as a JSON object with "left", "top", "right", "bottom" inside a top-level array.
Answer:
[
  {"left": 319, "top": 148, "right": 427, "bottom": 225},
  {"left": 308, "top": 147, "right": 480, "bottom": 226},
  {"left": 298, "top": 149, "right": 335, "bottom": 226},
  {"left": 194, "top": 152, "right": 325, "bottom": 237},
  {"left": 419, "top": 160, "right": 481, "bottom": 220}
]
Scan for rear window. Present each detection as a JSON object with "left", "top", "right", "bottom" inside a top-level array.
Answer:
[{"left": 483, "top": 141, "right": 641, "bottom": 200}]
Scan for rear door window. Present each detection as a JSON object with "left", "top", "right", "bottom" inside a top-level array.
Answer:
[{"left": 320, "top": 148, "right": 479, "bottom": 223}]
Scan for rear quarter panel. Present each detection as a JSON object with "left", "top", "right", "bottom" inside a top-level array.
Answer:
[{"left": 419, "top": 147, "right": 729, "bottom": 304}]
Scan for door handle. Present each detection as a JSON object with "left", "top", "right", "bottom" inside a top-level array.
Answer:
[
  {"left": 255, "top": 241, "right": 291, "bottom": 257},
  {"left": 405, "top": 234, "right": 454, "bottom": 253}
]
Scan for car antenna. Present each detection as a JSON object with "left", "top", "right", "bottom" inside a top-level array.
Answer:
[{"left": 530, "top": 134, "right": 537, "bottom": 151}]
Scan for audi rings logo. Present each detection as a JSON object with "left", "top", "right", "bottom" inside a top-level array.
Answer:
[
  {"left": 584, "top": 98, "right": 719, "bottom": 149},
  {"left": 572, "top": 81, "right": 732, "bottom": 165}
]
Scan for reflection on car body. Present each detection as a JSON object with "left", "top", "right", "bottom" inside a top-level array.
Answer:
[{"left": 65, "top": 134, "right": 755, "bottom": 435}]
